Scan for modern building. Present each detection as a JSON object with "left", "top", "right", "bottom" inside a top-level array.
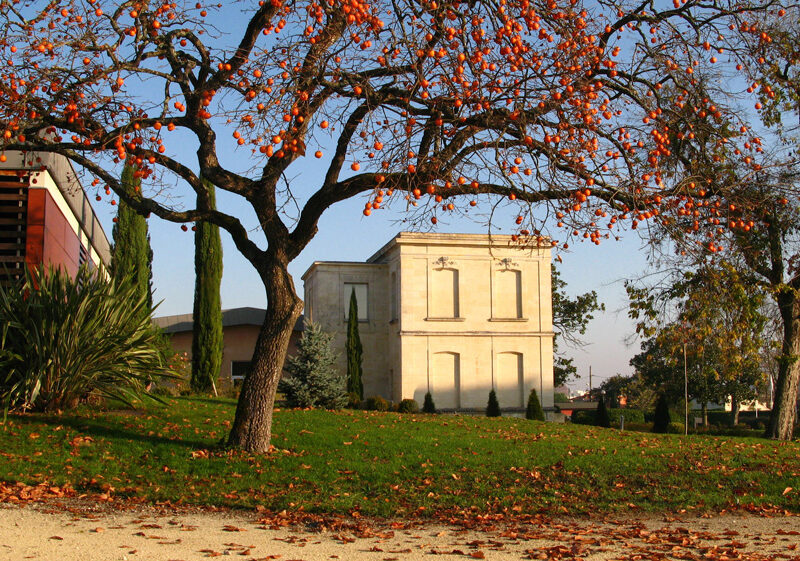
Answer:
[
  {"left": 153, "top": 307, "right": 304, "bottom": 389},
  {"left": 303, "top": 232, "right": 555, "bottom": 414},
  {"left": 0, "top": 151, "right": 110, "bottom": 280}
]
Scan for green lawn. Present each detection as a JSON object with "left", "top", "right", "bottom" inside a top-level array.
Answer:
[{"left": 1, "top": 397, "right": 799, "bottom": 517}]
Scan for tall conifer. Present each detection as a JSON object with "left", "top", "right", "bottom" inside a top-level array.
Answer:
[
  {"left": 346, "top": 288, "right": 364, "bottom": 400},
  {"left": 191, "top": 180, "right": 223, "bottom": 393},
  {"left": 111, "top": 164, "right": 152, "bottom": 313}
]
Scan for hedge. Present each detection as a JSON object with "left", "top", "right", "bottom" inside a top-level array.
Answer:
[{"left": 572, "top": 408, "right": 646, "bottom": 426}]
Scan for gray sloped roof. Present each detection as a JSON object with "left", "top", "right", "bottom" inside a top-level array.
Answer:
[{"left": 153, "top": 307, "right": 304, "bottom": 334}]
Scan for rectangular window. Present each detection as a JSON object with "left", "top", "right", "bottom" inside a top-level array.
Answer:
[
  {"left": 430, "top": 268, "right": 459, "bottom": 318},
  {"left": 343, "top": 282, "right": 368, "bottom": 321},
  {"left": 231, "top": 361, "right": 251, "bottom": 385}
]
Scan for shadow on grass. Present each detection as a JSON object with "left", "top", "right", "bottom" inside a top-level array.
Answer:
[{"left": 7, "top": 413, "right": 214, "bottom": 450}]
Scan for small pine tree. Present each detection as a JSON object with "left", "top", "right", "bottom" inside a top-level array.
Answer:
[
  {"left": 596, "top": 397, "right": 611, "bottom": 428},
  {"left": 526, "top": 389, "right": 545, "bottom": 421},
  {"left": 278, "top": 321, "right": 347, "bottom": 409},
  {"left": 486, "top": 389, "right": 501, "bottom": 417},
  {"left": 422, "top": 392, "right": 436, "bottom": 413},
  {"left": 652, "top": 393, "right": 671, "bottom": 433},
  {"left": 345, "top": 288, "right": 364, "bottom": 400}
]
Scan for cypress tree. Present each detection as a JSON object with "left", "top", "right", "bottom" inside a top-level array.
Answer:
[
  {"left": 652, "top": 393, "right": 671, "bottom": 433},
  {"left": 346, "top": 288, "right": 364, "bottom": 400},
  {"left": 110, "top": 164, "right": 152, "bottom": 313},
  {"left": 526, "top": 388, "right": 545, "bottom": 421},
  {"left": 596, "top": 397, "right": 611, "bottom": 428},
  {"left": 422, "top": 392, "right": 436, "bottom": 414},
  {"left": 191, "top": 180, "right": 223, "bottom": 393},
  {"left": 486, "top": 389, "right": 501, "bottom": 417}
]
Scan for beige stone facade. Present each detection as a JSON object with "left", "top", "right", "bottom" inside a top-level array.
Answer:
[{"left": 302, "top": 232, "right": 555, "bottom": 413}]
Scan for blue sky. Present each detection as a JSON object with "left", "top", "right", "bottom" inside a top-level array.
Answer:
[{"left": 94, "top": 180, "right": 651, "bottom": 393}]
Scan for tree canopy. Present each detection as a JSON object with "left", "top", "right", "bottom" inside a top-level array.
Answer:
[{"left": 0, "top": 0, "right": 793, "bottom": 451}]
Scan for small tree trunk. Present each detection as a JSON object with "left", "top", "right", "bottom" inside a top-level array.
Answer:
[
  {"left": 702, "top": 403, "right": 708, "bottom": 427},
  {"left": 731, "top": 398, "right": 740, "bottom": 426},
  {"left": 227, "top": 258, "right": 303, "bottom": 453},
  {"left": 766, "top": 291, "right": 800, "bottom": 440}
]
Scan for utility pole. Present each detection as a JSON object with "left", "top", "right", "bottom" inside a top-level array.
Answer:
[
  {"left": 589, "top": 365, "right": 592, "bottom": 396},
  {"left": 684, "top": 342, "right": 688, "bottom": 436}
]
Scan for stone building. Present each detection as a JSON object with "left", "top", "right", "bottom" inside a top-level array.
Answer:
[{"left": 302, "top": 232, "right": 555, "bottom": 413}]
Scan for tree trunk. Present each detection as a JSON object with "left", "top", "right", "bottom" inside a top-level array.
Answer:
[
  {"left": 702, "top": 403, "right": 708, "bottom": 427},
  {"left": 227, "top": 258, "right": 303, "bottom": 453},
  {"left": 731, "top": 398, "right": 740, "bottom": 426},
  {"left": 766, "top": 291, "right": 800, "bottom": 440}
]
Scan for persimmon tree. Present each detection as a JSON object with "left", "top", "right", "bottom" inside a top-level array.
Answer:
[{"left": 0, "top": 0, "right": 791, "bottom": 451}]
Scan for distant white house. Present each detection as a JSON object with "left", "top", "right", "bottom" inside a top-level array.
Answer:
[{"left": 302, "top": 232, "right": 555, "bottom": 414}]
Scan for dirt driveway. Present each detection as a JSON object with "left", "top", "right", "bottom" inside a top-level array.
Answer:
[{"left": 2, "top": 502, "right": 799, "bottom": 560}]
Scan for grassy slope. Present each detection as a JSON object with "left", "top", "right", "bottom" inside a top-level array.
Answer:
[{"left": 1, "top": 397, "right": 799, "bottom": 517}]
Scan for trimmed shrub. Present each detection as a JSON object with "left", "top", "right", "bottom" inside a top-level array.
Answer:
[
  {"left": 652, "top": 394, "right": 671, "bottom": 433},
  {"left": 667, "top": 422, "right": 685, "bottom": 434},
  {"left": 486, "top": 390, "right": 501, "bottom": 417},
  {"left": 397, "top": 398, "right": 419, "bottom": 413},
  {"left": 0, "top": 265, "right": 169, "bottom": 412},
  {"left": 596, "top": 399, "right": 611, "bottom": 428},
  {"left": 363, "top": 395, "right": 391, "bottom": 411},
  {"left": 526, "top": 389, "right": 545, "bottom": 421},
  {"left": 571, "top": 410, "right": 596, "bottom": 425},
  {"left": 422, "top": 392, "right": 436, "bottom": 414},
  {"left": 573, "top": 408, "right": 646, "bottom": 426},
  {"left": 346, "top": 392, "right": 362, "bottom": 409}
]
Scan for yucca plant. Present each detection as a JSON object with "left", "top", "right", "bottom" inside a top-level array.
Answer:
[{"left": 0, "top": 265, "right": 170, "bottom": 412}]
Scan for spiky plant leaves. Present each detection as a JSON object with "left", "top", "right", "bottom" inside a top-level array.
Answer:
[{"left": 0, "top": 265, "right": 170, "bottom": 412}]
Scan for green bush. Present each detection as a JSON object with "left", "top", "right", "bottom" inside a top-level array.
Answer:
[
  {"left": 422, "top": 392, "right": 436, "bottom": 414},
  {"left": 596, "top": 399, "right": 611, "bottom": 428},
  {"left": 346, "top": 392, "right": 362, "bottom": 409},
  {"left": 571, "top": 410, "right": 595, "bottom": 425},
  {"left": 486, "top": 390, "right": 501, "bottom": 417},
  {"left": 573, "top": 408, "right": 646, "bottom": 427},
  {"left": 622, "top": 422, "right": 652, "bottom": 432},
  {"left": 363, "top": 396, "right": 391, "bottom": 411},
  {"left": 652, "top": 394, "right": 671, "bottom": 433},
  {"left": 278, "top": 322, "right": 347, "bottom": 410},
  {"left": 667, "top": 422, "right": 685, "bottom": 434},
  {"left": 0, "top": 265, "right": 169, "bottom": 412},
  {"left": 397, "top": 398, "right": 419, "bottom": 413},
  {"left": 526, "top": 389, "right": 545, "bottom": 421}
]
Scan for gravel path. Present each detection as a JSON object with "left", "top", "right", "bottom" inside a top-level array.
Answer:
[{"left": 2, "top": 503, "right": 800, "bottom": 560}]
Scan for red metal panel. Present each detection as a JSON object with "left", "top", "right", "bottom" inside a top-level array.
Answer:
[
  {"left": 24, "top": 189, "right": 45, "bottom": 271},
  {"left": 41, "top": 191, "right": 81, "bottom": 276}
]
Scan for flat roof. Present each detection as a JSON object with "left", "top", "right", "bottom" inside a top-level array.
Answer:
[
  {"left": 367, "top": 231, "right": 550, "bottom": 263},
  {"left": 302, "top": 232, "right": 550, "bottom": 279},
  {"left": 154, "top": 307, "right": 304, "bottom": 333}
]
